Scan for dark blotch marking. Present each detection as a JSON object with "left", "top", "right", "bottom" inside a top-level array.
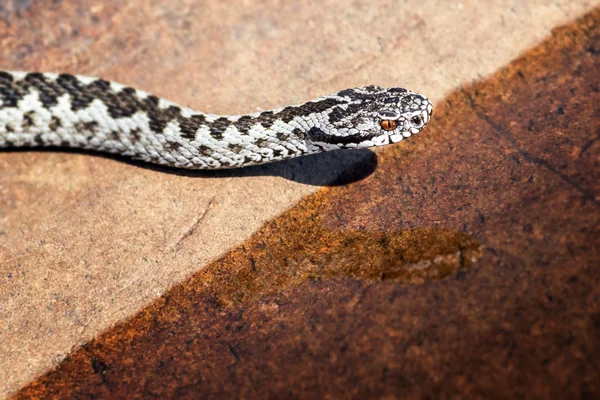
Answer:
[
  {"left": 198, "top": 145, "right": 214, "bottom": 157},
  {"left": 244, "top": 155, "right": 258, "bottom": 164},
  {"left": 85, "top": 79, "right": 139, "bottom": 119},
  {"left": 145, "top": 104, "right": 181, "bottom": 133},
  {"left": 337, "top": 86, "right": 384, "bottom": 101},
  {"left": 292, "top": 128, "right": 306, "bottom": 140},
  {"left": 49, "top": 116, "right": 62, "bottom": 131},
  {"left": 209, "top": 118, "right": 231, "bottom": 140},
  {"left": 276, "top": 132, "right": 288, "bottom": 141},
  {"left": 307, "top": 127, "right": 327, "bottom": 142},
  {"left": 180, "top": 115, "right": 206, "bottom": 140},
  {"left": 337, "top": 89, "right": 357, "bottom": 98},
  {"left": 56, "top": 74, "right": 93, "bottom": 111},
  {"left": 249, "top": 98, "right": 350, "bottom": 132},
  {"left": 145, "top": 95, "right": 160, "bottom": 106},
  {"left": 307, "top": 126, "right": 376, "bottom": 145},
  {"left": 231, "top": 115, "right": 256, "bottom": 134},
  {"left": 129, "top": 128, "right": 142, "bottom": 141},
  {"left": 327, "top": 106, "right": 349, "bottom": 124},
  {"left": 0, "top": 71, "right": 14, "bottom": 82},
  {"left": 228, "top": 143, "right": 243, "bottom": 153},
  {"left": 378, "top": 110, "right": 400, "bottom": 119},
  {"left": 164, "top": 141, "right": 182, "bottom": 152},
  {"left": 271, "top": 148, "right": 284, "bottom": 158},
  {"left": 91, "top": 79, "right": 111, "bottom": 91},
  {"left": 254, "top": 138, "right": 270, "bottom": 148},
  {"left": 250, "top": 99, "right": 347, "bottom": 132},
  {"left": 74, "top": 121, "right": 99, "bottom": 133},
  {"left": 363, "top": 85, "right": 381, "bottom": 92},
  {"left": 258, "top": 111, "right": 275, "bottom": 128},
  {"left": 327, "top": 102, "right": 370, "bottom": 124},
  {"left": 0, "top": 72, "right": 25, "bottom": 108},
  {"left": 22, "top": 111, "right": 35, "bottom": 128},
  {"left": 25, "top": 73, "right": 62, "bottom": 108},
  {"left": 109, "top": 131, "right": 121, "bottom": 141},
  {"left": 273, "top": 98, "right": 346, "bottom": 124}
]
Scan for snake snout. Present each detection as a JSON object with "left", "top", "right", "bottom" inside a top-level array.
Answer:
[{"left": 422, "top": 98, "right": 433, "bottom": 124}]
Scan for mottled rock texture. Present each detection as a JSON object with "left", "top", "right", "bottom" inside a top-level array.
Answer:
[
  {"left": 13, "top": 6, "right": 600, "bottom": 399},
  {"left": 1, "top": 0, "right": 598, "bottom": 398}
]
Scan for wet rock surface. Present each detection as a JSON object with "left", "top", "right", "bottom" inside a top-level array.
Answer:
[{"left": 14, "top": 8, "right": 600, "bottom": 399}]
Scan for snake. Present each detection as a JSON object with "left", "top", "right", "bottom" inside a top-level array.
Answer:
[{"left": 0, "top": 71, "right": 432, "bottom": 170}]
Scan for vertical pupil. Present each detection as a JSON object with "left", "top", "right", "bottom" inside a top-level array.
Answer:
[{"left": 381, "top": 120, "right": 396, "bottom": 131}]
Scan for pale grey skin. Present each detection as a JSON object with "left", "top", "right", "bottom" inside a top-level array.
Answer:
[{"left": 0, "top": 72, "right": 433, "bottom": 169}]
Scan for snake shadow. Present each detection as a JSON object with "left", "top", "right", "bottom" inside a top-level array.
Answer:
[
  {"left": 1, "top": 147, "right": 378, "bottom": 186},
  {"left": 145, "top": 149, "right": 378, "bottom": 186}
]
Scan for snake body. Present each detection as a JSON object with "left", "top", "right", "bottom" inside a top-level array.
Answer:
[{"left": 0, "top": 71, "right": 432, "bottom": 169}]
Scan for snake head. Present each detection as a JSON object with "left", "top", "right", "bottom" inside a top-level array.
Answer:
[{"left": 306, "top": 86, "right": 433, "bottom": 150}]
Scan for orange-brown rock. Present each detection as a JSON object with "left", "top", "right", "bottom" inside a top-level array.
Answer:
[{"left": 13, "top": 7, "right": 600, "bottom": 399}]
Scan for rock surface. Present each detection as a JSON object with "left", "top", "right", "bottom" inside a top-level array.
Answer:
[{"left": 1, "top": 0, "right": 599, "bottom": 398}]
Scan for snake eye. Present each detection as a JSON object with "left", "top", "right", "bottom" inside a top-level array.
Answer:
[
  {"left": 381, "top": 120, "right": 398, "bottom": 131},
  {"left": 411, "top": 116, "right": 422, "bottom": 126}
]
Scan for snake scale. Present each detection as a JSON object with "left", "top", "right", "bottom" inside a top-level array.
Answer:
[{"left": 0, "top": 71, "right": 432, "bottom": 169}]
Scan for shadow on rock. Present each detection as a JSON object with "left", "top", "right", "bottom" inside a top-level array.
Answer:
[{"left": 1, "top": 147, "right": 378, "bottom": 186}]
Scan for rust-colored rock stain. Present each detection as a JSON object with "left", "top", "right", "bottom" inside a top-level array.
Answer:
[
  {"left": 191, "top": 208, "right": 480, "bottom": 308},
  {"left": 15, "top": 9, "right": 600, "bottom": 400}
]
